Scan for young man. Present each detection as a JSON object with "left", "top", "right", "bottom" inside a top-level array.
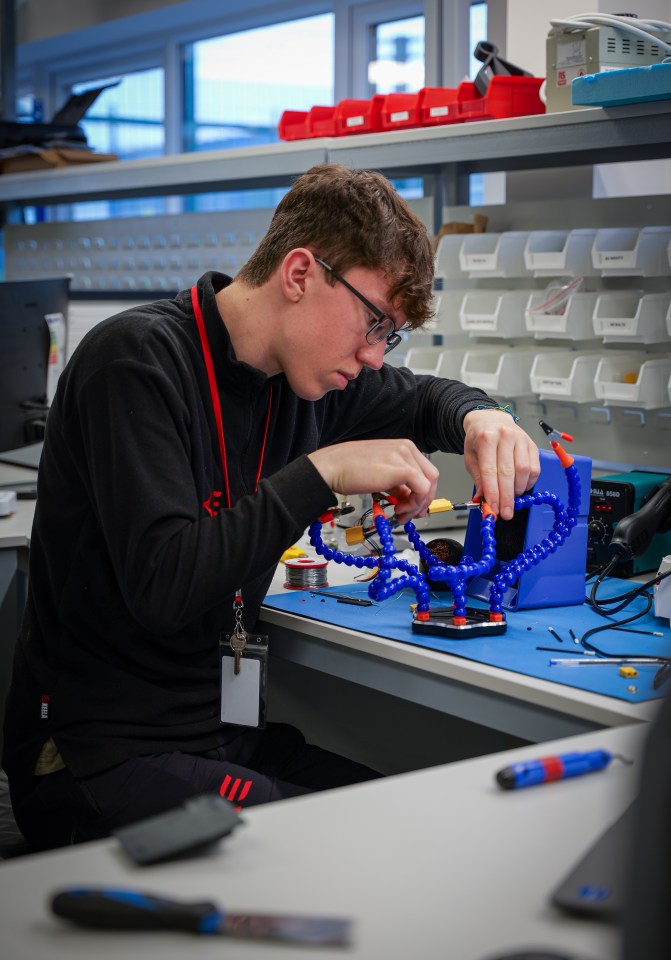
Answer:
[{"left": 3, "top": 163, "right": 539, "bottom": 849}]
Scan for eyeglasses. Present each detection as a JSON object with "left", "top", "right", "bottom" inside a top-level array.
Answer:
[{"left": 315, "top": 257, "right": 405, "bottom": 355}]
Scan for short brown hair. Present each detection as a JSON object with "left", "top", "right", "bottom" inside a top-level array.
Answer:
[{"left": 236, "top": 163, "right": 435, "bottom": 328}]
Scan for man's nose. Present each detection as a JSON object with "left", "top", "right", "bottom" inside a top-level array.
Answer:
[{"left": 355, "top": 339, "right": 386, "bottom": 370}]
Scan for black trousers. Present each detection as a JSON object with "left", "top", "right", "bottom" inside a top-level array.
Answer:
[{"left": 11, "top": 722, "right": 382, "bottom": 851}]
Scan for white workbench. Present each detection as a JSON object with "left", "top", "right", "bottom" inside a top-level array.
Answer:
[{"left": 0, "top": 721, "right": 646, "bottom": 960}]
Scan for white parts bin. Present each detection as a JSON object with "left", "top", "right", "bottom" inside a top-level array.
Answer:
[
  {"left": 404, "top": 345, "right": 445, "bottom": 375},
  {"left": 525, "top": 290, "right": 598, "bottom": 340},
  {"left": 434, "top": 234, "right": 466, "bottom": 280},
  {"left": 529, "top": 351, "right": 603, "bottom": 403},
  {"left": 419, "top": 293, "right": 443, "bottom": 333},
  {"left": 434, "top": 345, "right": 492, "bottom": 381},
  {"left": 592, "top": 292, "right": 671, "bottom": 344},
  {"left": 523, "top": 229, "right": 598, "bottom": 277},
  {"left": 654, "top": 555, "right": 671, "bottom": 624},
  {"left": 433, "top": 290, "right": 467, "bottom": 337},
  {"left": 458, "top": 231, "right": 528, "bottom": 278},
  {"left": 459, "top": 347, "right": 539, "bottom": 397},
  {"left": 458, "top": 290, "right": 530, "bottom": 338},
  {"left": 592, "top": 226, "right": 671, "bottom": 277},
  {"left": 594, "top": 352, "right": 671, "bottom": 409}
]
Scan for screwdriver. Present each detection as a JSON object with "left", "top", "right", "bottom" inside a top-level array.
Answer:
[
  {"left": 495, "top": 749, "right": 628, "bottom": 790},
  {"left": 51, "top": 887, "right": 352, "bottom": 946}
]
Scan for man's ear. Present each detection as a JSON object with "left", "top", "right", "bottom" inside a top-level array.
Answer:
[{"left": 280, "top": 248, "right": 314, "bottom": 303}]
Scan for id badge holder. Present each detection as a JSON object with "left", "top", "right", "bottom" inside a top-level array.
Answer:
[
  {"left": 220, "top": 619, "right": 269, "bottom": 730},
  {"left": 220, "top": 633, "right": 268, "bottom": 729}
]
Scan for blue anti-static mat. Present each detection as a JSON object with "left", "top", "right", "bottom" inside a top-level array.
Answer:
[{"left": 263, "top": 577, "right": 671, "bottom": 704}]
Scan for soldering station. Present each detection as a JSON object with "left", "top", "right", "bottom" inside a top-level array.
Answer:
[{"left": 587, "top": 471, "right": 671, "bottom": 577}]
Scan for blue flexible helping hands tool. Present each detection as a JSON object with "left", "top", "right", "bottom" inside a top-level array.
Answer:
[
  {"left": 307, "top": 421, "right": 582, "bottom": 639},
  {"left": 50, "top": 887, "right": 352, "bottom": 946}
]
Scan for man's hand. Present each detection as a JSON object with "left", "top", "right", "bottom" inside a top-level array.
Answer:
[
  {"left": 308, "top": 439, "right": 439, "bottom": 525},
  {"left": 462, "top": 410, "right": 540, "bottom": 521}
]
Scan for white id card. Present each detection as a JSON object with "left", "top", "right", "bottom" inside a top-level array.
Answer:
[{"left": 220, "top": 656, "right": 261, "bottom": 727}]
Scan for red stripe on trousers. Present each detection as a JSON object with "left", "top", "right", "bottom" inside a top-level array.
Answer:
[
  {"left": 237, "top": 780, "right": 252, "bottom": 803},
  {"left": 227, "top": 778, "right": 242, "bottom": 802},
  {"left": 219, "top": 774, "right": 232, "bottom": 797}
]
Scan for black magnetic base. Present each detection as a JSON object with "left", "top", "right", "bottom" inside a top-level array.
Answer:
[{"left": 412, "top": 606, "right": 507, "bottom": 639}]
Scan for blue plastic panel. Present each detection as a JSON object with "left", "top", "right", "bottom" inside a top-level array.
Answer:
[
  {"left": 462, "top": 448, "right": 592, "bottom": 610},
  {"left": 572, "top": 63, "right": 671, "bottom": 107},
  {"left": 264, "top": 577, "right": 671, "bottom": 704}
]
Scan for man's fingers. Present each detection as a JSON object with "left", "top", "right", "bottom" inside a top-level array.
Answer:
[
  {"left": 308, "top": 439, "right": 439, "bottom": 521},
  {"left": 462, "top": 410, "right": 541, "bottom": 522}
]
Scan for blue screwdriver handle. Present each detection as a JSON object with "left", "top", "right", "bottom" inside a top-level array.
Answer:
[
  {"left": 51, "top": 888, "right": 223, "bottom": 934},
  {"left": 496, "top": 749, "right": 613, "bottom": 789}
]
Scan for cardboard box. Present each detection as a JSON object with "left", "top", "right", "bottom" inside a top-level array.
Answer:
[{"left": 0, "top": 147, "right": 118, "bottom": 174}]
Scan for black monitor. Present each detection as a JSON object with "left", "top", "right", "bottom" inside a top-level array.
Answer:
[{"left": 0, "top": 277, "right": 70, "bottom": 452}]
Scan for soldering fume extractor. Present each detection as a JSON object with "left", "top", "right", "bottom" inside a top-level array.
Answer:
[{"left": 545, "top": 13, "right": 671, "bottom": 112}]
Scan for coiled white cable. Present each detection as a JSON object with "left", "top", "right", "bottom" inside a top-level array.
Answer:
[{"left": 549, "top": 12, "right": 671, "bottom": 59}]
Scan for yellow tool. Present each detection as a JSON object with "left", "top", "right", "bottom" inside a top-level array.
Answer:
[{"left": 280, "top": 544, "right": 307, "bottom": 562}]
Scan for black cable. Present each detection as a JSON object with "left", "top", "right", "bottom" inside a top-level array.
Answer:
[
  {"left": 585, "top": 557, "right": 617, "bottom": 582},
  {"left": 588, "top": 555, "right": 622, "bottom": 613},
  {"left": 587, "top": 564, "right": 671, "bottom": 618},
  {"left": 578, "top": 594, "right": 671, "bottom": 661},
  {"left": 602, "top": 566, "right": 671, "bottom": 605},
  {"left": 354, "top": 508, "right": 381, "bottom": 559}
]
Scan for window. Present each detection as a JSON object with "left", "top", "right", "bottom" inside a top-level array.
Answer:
[
  {"left": 365, "top": 13, "right": 425, "bottom": 200},
  {"left": 469, "top": 2, "right": 488, "bottom": 81},
  {"left": 73, "top": 70, "right": 164, "bottom": 160},
  {"left": 69, "top": 69, "right": 165, "bottom": 221},
  {"left": 368, "top": 15, "right": 425, "bottom": 95},
  {"left": 185, "top": 14, "right": 333, "bottom": 152},
  {"left": 183, "top": 13, "right": 333, "bottom": 211},
  {"left": 15, "top": 94, "right": 44, "bottom": 122},
  {"left": 469, "top": 2, "right": 488, "bottom": 205}
]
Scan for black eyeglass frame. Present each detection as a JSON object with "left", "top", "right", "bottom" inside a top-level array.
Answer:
[{"left": 315, "top": 257, "right": 405, "bottom": 354}]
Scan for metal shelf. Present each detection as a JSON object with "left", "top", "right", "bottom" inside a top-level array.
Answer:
[
  {"left": 0, "top": 100, "right": 669, "bottom": 208},
  {"left": 0, "top": 141, "right": 330, "bottom": 207},
  {"left": 327, "top": 100, "right": 671, "bottom": 178}
]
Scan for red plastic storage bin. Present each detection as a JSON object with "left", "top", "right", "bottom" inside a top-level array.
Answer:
[
  {"left": 277, "top": 105, "right": 338, "bottom": 140},
  {"left": 308, "top": 105, "right": 338, "bottom": 137},
  {"left": 334, "top": 95, "right": 385, "bottom": 136},
  {"left": 278, "top": 110, "right": 311, "bottom": 141},
  {"left": 457, "top": 76, "right": 545, "bottom": 122},
  {"left": 380, "top": 92, "right": 421, "bottom": 131},
  {"left": 419, "top": 87, "right": 461, "bottom": 126}
]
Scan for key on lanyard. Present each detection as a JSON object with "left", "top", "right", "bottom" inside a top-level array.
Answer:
[{"left": 230, "top": 592, "right": 247, "bottom": 675}]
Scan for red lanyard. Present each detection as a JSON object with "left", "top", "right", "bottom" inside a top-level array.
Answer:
[{"left": 191, "top": 285, "right": 273, "bottom": 509}]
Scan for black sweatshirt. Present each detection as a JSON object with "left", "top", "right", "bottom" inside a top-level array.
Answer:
[{"left": 3, "top": 272, "right": 495, "bottom": 785}]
